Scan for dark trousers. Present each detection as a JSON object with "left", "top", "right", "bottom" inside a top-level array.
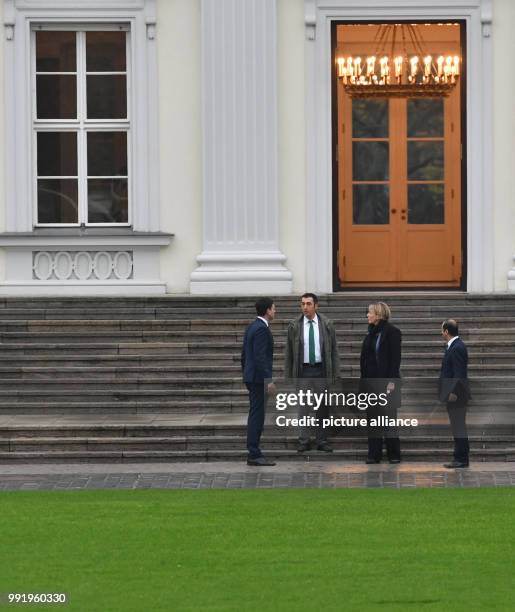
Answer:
[
  {"left": 246, "top": 383, "right": 265, "bottom": 459},
  {"left": 367, "top": 403, "right": 401, "bottom": 462},
  {"left": 446, "top": 403, "right": 469, "bottom": 463},
  {"left": 298, "top": 364, "right": 329, "bottom": 444}
]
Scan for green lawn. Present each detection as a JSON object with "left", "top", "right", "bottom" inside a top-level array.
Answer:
[{"left": 1, "top": 488, "right": 514, "bottom": 612}]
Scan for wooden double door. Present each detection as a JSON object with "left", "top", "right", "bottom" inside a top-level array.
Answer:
[{"left": 336, "top": 62, "right": 463, "bottom": 287}]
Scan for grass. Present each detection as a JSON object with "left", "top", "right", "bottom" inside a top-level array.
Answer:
[{"left": 0, "top": 488, "right": 514, "bottom": 611}]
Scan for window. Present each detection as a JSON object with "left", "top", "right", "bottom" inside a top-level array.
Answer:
[{"left": 33, "top": 27, "right": 130, "bottom": 226}]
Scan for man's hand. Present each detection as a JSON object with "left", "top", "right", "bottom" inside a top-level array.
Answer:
[
  {"left": 267, "top": 382, "right": 277, "bottom": 395},
  {"left": 448, "top": 392, "right": 458, "bottom": 403},
  {"left": 386, "top": 382, "right": 395, "bottom": 393}
]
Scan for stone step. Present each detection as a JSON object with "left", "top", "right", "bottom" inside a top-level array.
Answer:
[
  {"left": 0, "top": 327, "right": 513, "bottom": 346},
  {"left": 1, "top": 374, "right": 515, "bottom": 387},
  {"left": 1, "top": 435, "right": 513, "bottom": 453},
  {"left": 1, "top": 422, "right": 513, "bottom": 437},
  {"left": 0, "top": 354, "right": 512, "bottom": 378},
  {"left": 0, "top": 304, "right": 513, "bottom": 324},
  {"left": 0, "top": 447, "right": 512, "bottom": 463},
  {"left": 0, "top": 292, "right": 513, "bottom": 307},
  {"left": 0, "top": 400, "right": 249, "bottom": 414},
  {"left": 0, "top": 317, "right": 514, "bottom": 334},
  {"left": 0, "top": 342, "right": 511, "bottom": 365},
  {"left": 0, "top": 393, "right": 513, "bottom": 413}
]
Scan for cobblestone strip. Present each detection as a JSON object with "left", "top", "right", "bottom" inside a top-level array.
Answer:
[{"left": 0, "top": 471, "right": 514, "bottom": 490}]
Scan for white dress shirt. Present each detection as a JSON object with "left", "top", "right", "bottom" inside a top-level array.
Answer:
[
  {"left": 257, "top": 316, "right": 269, "bottom": 327},
  {"left": 303, "top": 314, "right": 322, "bottom": 364},
  {"left": 447, "top": 335, "right": 459, "bottom": 349}
]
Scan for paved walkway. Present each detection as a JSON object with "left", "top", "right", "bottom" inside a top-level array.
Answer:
[{"left": 0, "top": 461, "right": 514, "bottom": 490}]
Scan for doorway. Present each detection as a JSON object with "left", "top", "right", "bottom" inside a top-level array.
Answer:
[{"left": 334, "top": 23, "right": 464, "bottom": 288}]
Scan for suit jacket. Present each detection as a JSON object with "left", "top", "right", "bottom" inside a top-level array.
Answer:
[
  {"left": 438, "top": 337, "right": 471, "bottom": 405},
  {"left": 360, "top": 321, "right": 402, "bottom": 379},
  {"left": 241, "top": 318, "right": 274, "bottom": 384},
  {"left": 284, "top": 313, "right": 340, "bottom": 382}
]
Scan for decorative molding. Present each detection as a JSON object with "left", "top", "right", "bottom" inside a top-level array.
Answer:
[
  {"left": 481, "top": 0, "right": 492, "bottom": 37},
  {"left": 0, "top": 231, "right": 171, "bottom": 295},
  {"left": 304, "top": 0, "right": 494, "bottom": 293},
  {"left": 146, "top": 19, "right": 156, "bottom": 40},
  {"left": 4, "top": 23, "right": 15, "bottom": 40},
  {"left": 32, "top": 250, "right": 134, "bottom": 281},
  {"left": 507, "top": 258, "right": 515, "bottom": 291},
  {"left": 304, "top": 0, "right": 316, "bottom": 40},
  {"left": 192, "top": 0, "right": 292, "bottom": 295}
]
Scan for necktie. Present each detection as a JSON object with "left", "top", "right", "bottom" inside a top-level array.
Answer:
[{"left": 308, "top": 320, "right": 316, "bottom": 365}]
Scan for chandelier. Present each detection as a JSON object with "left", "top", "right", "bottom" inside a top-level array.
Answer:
[{"left": 336, "top": 24, "right": 460, "bottom": 98}]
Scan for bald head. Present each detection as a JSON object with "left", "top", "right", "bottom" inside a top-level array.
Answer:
[{"left": 442, "top": 319, "right": 459, "bottom": 337}]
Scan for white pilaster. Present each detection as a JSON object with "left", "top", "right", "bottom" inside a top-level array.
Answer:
[{"left": 190, "top": 0, "right": 292, "bottom": 295}]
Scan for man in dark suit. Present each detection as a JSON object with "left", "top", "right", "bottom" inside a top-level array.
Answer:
[
  {"left": 439, "top": 319, "right": 471, "bottom": 468},
  {"left": 241, "top": 297, "right": 276, "bottom": 466}
]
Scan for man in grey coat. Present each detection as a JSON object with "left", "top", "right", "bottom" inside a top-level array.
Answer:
[{"left": 284, "top": 293, "right": 340, "bottom": 452}]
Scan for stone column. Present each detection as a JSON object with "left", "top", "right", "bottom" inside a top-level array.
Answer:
[{"left": 190, "top": 0, "right": 292, "bottom": 294}]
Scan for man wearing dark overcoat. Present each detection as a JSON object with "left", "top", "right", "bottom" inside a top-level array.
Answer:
[{"left": 284, "top": 293, "right": 340, "bottom": 452}]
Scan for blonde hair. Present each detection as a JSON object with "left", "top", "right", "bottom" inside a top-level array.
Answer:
[{"left": 368, "top": 302, "right": 391, "bottom": 321}]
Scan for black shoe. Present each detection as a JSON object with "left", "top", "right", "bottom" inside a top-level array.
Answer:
[
  {"left": 247, "top": 457, "right": 276, "bottom": 466},
  {"left": 297, "top": 443, "right": 311, "bottom": 453},
  {"left": 317, "top": 443, "right": 333, "bottom": 453},
  {"left": 443, "top": 461, "right": 469, "bottom": 469},
  {"left": 389, "top": 459, "right": 401, "bottom": 464},
  {"left": 366, "top": 458, "right": 381, "bottom": 464}
]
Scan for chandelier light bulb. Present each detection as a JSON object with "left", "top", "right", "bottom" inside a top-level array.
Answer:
[{"left": 335, "top": 26, "right": 460, "bottom": 97}]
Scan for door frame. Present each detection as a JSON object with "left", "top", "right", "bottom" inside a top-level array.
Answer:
[
  {"left": 304, "top": 0, "right": 493, "bottom": 293},
  {"left": 331, "top": 20, "right": 467, "bottom": 290}
]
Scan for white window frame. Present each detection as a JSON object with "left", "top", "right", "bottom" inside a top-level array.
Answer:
[
  {"left": 4, "top": 0, "right": 159, "bottom": 232},
  {"left": 32, "top": 25, "right": 132, "bottom": 227}
]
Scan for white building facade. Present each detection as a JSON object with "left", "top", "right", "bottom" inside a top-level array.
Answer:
[{"left": 0, "top": 0, "right": 514, "bottom": 295}]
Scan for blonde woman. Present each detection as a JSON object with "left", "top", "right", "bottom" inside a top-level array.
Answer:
[{"left": 360, "top": 302, "right": 402, "bottom": 464}]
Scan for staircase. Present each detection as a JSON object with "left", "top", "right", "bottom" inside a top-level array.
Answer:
[{"left": 0, "top": 294, "right": 514, "bottom": 463}]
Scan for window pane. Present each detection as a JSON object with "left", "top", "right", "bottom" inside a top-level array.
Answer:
[
  {"left": 353, "top": 184, "right": 389, "bottom": 224},
  {"left": 38, "top": 179, "right": 78, "bottom": 223},
  {"left": 87, "top": 75, "right": 127, "bottom": 119},
  {"left": 36, "top": 31, "right": 76, "bottom": 72},
  {"left": 86, "top": 32, "right": 126, "bottom": 72},
  {"left": 408, "top": 99, "right": 444, "bottom": 138},
  {"left": 408, "top": 141, "right": 444, "bottom": 180},
  {"left": 88, "top": 179, "right": 128, "bottom": 223},
  {"left": 37, "top": 132, "right": 77, "bottom": 177},
  {"left": 408, "top": 184, "right": 444, "bottom": 224},
  {"left": 353, "top": 142, "right": 389, "bottom": 181},
  {"left": 352, "top": 99, "right": 388, "bottom": 138},
  {"left": 87, "top": 132, "right": 127, "bottom": 176},
  {"left": 36, "top": 75, "right": 77, "bottom": 119}
]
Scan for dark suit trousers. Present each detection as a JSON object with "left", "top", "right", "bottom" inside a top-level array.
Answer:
[
  {"left": 246, "top": 383, "right": 265, "bottom": 459},
  {"left": 366, "top": 385, "right": 401, "bottom": 462},
  {"left": 367, "top": 414, "right": 401, "bottom": 462},
  {"left": 298, "top": 364, "right": 329, "bottom": 444},
  {"left": 446, "top": 403, "right": 469, "bottom": 463}
]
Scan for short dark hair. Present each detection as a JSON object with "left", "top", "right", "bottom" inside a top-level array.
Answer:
[
  {"left": 255, "top": 297, "right": 274, "bottom": 316},
  {"left": 301, "top": 292, "right": 319, "bottom": 305},
  {"left": 442, "top": 319, "right": 459, "bottom": 337}
]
